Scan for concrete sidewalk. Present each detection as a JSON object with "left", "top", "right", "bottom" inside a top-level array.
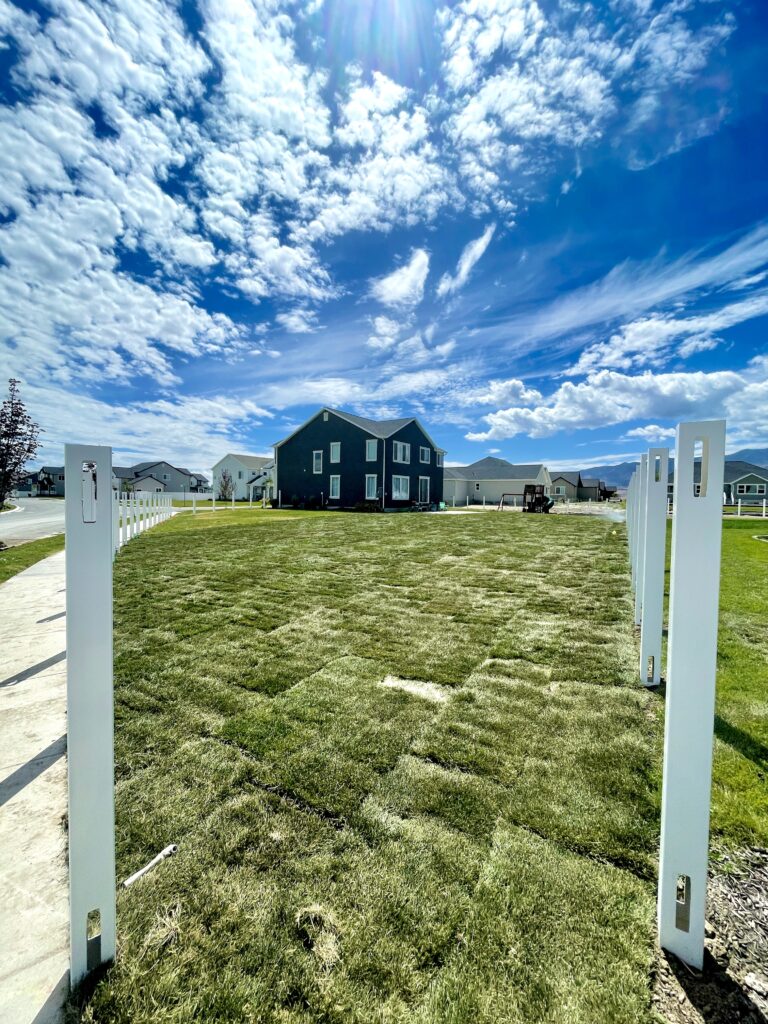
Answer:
[{"left": 0, "top": 551, "right": 68, "bottom": 1024}]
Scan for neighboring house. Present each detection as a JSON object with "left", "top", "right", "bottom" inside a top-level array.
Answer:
[
  {"left": 132, "top": 475, "right": 166, "bottom": 493},
  {"left": 579, "top": 477, "right": 601, "bottom": 502},
  {"left": 443, "top": 457, "right": 551, "bottom": 505},
  {"left": 38, "top": 466, "right": 66, "bottom": 497},
  {"left": 550, "top": 471, "right": 613, "bottom": 502},
  {"left": 14, "top": 471, "right": 40, "bottom": 495},
  {"left": 668, "top": 460, "right": 768, "bottom": 503},
  {"left": 111, "top": 461, "right": 209, "bottom": 493},
  {"left": 212, "top": 454, "right": 274, "bottom": 500},
  {"left": 247, "top": 462, "right": 276, "bottom": 502},
  {"left": 274, "top": 407, "right": 445, "bottom": 509},
  {"left": 550, "top": 472, "right": 581, "bottom": 501}
]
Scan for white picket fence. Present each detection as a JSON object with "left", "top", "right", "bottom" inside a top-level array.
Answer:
[
  {"left": 627, "top": 420, "right": 725, "bottom": 970},
  {"left": 112, "top": 491, "right": 173, "bottom": 554}
]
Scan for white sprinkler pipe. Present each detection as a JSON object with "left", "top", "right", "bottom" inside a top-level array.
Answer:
[{"left": 123, "top": 844, "right": 178, "bottom": 888}]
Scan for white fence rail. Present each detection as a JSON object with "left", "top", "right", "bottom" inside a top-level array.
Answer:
[{"left": 113, "top": 491, "right": 172, "bottom": 554}]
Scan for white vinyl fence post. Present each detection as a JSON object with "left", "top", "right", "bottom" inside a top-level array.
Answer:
[
  {"left": 737, "top": 498, "right": 742, "bottom": 517},
  {"left": 65, "top": 444, "right": 116, "bottom": 984},
  {"left": 193, "top": 494, "right": 196, "bottom": 515},
  {"left": 763, "top": 498, "right": 766, "bottom": 518},
  {"left": 112, "top": 489, "right": 119, "bottom": 559},
  {"left": 232, "top": 491, "right": 235, "bottom": 510},
  {"left": 658, "top": 419, "right": 725, "bottom": 969},
  {"left": 634, "top": 457, "right": 648, "bottom": 623},
  {"left": 640, "top": 447, "right": 669, "bottom": 686}
]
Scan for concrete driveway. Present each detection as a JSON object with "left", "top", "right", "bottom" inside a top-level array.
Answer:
[{"left": 1, "top": 498, "right": 65, "bottom": 546}]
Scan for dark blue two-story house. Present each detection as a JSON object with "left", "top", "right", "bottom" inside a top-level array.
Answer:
[{"left": 274, "top": 408, "right": 446, "bottom": 510}]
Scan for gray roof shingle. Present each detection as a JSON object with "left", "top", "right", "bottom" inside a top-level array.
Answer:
[{"left": 445, "top": 457, "right": 545, "bottom": 481}]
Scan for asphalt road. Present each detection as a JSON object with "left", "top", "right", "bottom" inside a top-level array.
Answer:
[{"left": 0, "top": 497, "right": 65, "bottom": 546}]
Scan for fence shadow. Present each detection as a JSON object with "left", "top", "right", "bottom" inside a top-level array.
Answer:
[
  {"left": 0, "top": 650, "right": 66, "bottom": 690},
  {"left": 0, "top": 734, "right": 66, "bottom": 808}
]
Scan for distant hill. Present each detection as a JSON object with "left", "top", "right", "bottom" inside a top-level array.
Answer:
[{"left": 555, "top": 448, "right": 768, "bottom": 489}]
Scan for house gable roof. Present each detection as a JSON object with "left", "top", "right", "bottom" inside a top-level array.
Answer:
[
  {"left": 445, "top": 457, "right": 546, "bottom": 481},
  {"left": 274, "top": 407, "right": 445, "bottom": 453},
  {"left": 215, "top": 453, "right": 273, "bottom": 472},
  {"left": 550, "top": 471, "right": 581, "bottom": 486},
  {"left": 581, "top": 477, "right": 601, "bottom": 488}
]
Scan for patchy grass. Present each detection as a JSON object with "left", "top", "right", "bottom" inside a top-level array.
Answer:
[
  {"left": 0, "top": 532, "right": 64, "bottom": 584},
  {"left": 73, "top": 510, "right": 659, "bottom": 1023},
  {"left": 652, "top": 519, "right": 768, "bottom": 849},
  {"left": 698, "top": 521, "right": 767, "bottom": 846}
]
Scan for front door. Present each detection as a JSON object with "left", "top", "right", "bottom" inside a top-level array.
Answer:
[{"left": 418, "top": 477, "right": 429, "bottom": 503}]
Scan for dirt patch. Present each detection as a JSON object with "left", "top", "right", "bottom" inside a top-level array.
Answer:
[{"left": 653, "top": 848, "right": 768, "bottom": 1023}]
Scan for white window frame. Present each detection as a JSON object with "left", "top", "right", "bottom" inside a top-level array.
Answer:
[
  {"left": 554, "top": 485, "right": 564, "bottom": 495},
  {"left": 329, "top": 475, "right": 340, "bottom": 500},
  {"left": 365, "top": 474, "right": 377, "bottom": 500},
  {"left": 330, "top": 441, "right": 341, "bottom": 463},
  {"left": 392, "top": 441, "right": 411, "bottom": 464},
  {"left": 418, "top": 476, "right": 430, "bottom": 503},
  {"left": 392, "top": 475, "right": 410, "bottom": 500},
  {"left": 436, "top": 452, "right": 444, "bottom": 467},
  {"left": 760, "top": 484, "right": 767, "bottom": 496},
  {"left": 737, "top": 482, "right": 766, "bottom": 495},
  {"left": 419, "top": 446, "right": 430, "bottom": 464},
  {"left": 313, "top": 450, "right": 322, "bottom": 474},
  {"left": 366, "top": 438, "right": 377, "bottom": 461}
]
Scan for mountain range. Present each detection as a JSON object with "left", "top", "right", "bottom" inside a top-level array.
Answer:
[{"left": 556, "top": 448, "right": 768, "bottom": 489}]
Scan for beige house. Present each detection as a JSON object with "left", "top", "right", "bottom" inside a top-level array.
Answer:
[
  {"left": 212, "top": 453, "right": 273, "bottom": 500},
  {"left": 443, "top": 457, "right": 551, "bottom": 505}
]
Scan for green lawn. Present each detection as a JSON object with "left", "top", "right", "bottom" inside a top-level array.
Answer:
[
  {"left": 657, "top": 520, "right": 768, "bottom": 848},
  {"left": 73, "top": 509, "right": 660, "bottom": 1024},
  {"left": 0, "top": 533, "right": 64, "bottom": 585}
]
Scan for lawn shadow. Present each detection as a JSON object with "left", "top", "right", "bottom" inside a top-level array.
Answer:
[
  {"left": 714, "top": 715, "right": 768, "bottom": 771},
  {"left": 649, "top": 686, "right": 767, "bottom": 772}
]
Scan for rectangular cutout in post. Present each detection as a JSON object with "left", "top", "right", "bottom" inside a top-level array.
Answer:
[
  {"left": 675, "top": 875, "right": 691, "bottom": 932},
  {"left": 86, "top": 908, "right": 102, "bottom": 971},
  {"left": 646, "top": 655, "right": 655, "bottom": 684},
  {"left": 693, "top": 439, "right": 709, "bottom": 497},
  {"left": 654, "top": 456, "right": 661, "bottom": 483}
]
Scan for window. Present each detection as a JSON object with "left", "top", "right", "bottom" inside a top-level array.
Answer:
[
  {"left": 420, "top": 446, "right": 430, "bottom": 464},
  {"left": 237, "top": 471, "right": 242, "bottom": 479},
  {"left": 329, "top": 475, "right": 340, "bottom": 499},
  {"left": 313, "top": 450, "right": 322, "bottom": 474},
  {"left": 436, "top": 452, "right": 444, "bottom": 467},
  {"left": 323, "top": 411, "right": 328, "bottom": 421},
  {"left": 330, "top": 442, "right": 341, "bottom": 463},
  {"left": 393, "top": 441, "right": 411, "bottom": 463},
  {"left": 163, "top": 473, "right": 169, "bottom": 480},
  {"left": 418, "top": 476, "right": 430, "bottom": 503},
  {"left": 475, "top": 482, "right": 480, "bottom": 491},
  {"left": 737, "top": 482, "right": 766, "bottom": 495},
  {"left": 366, "top": 438, "right": 377, "bottom": 461},
  {"left": 554, "top": 485, "right": 564, "bottom": 495},
  {"left": 392, "top": 475, "right": 410, "bottom": 500},
  {"left": 365, "top": 474, "right": 377, "bottom": 500},
  {"left": 58, "top": 474, "right": 64, "bottom": 481}
]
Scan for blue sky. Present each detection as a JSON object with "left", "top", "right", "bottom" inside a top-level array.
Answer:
[{"left": 1, "top": 0, "right": 767, "bottom": 474}]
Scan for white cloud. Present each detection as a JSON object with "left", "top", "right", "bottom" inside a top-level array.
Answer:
[
  {"left": 623, "top": 425, "right": 676, "bottom": 442},
  {"left": 367, "top": 315, "right": 403, "bottom": 351},
  {"left": 370, "top": 249, "right": 430, "bottom": 309},
  {"left": 24, "top": 383, "right": 272, "bottom": 472},
  {"left": 439, "top": 0, "right": 736, "bottom": 210},
  {"left": 466, "top": 367, "right": 750, "bottom": 441},
  {"left": 437, "top": 223, "right": 496, "bottom": 298},
  {"left": 567, "top": 291, "right": 768, "bottom": 375},
  {"left": 275, "top": 308, "right": 320, "bottom": 334},
  {"left": 495, "top": 224, "right": 768, "bottom": 355}
]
